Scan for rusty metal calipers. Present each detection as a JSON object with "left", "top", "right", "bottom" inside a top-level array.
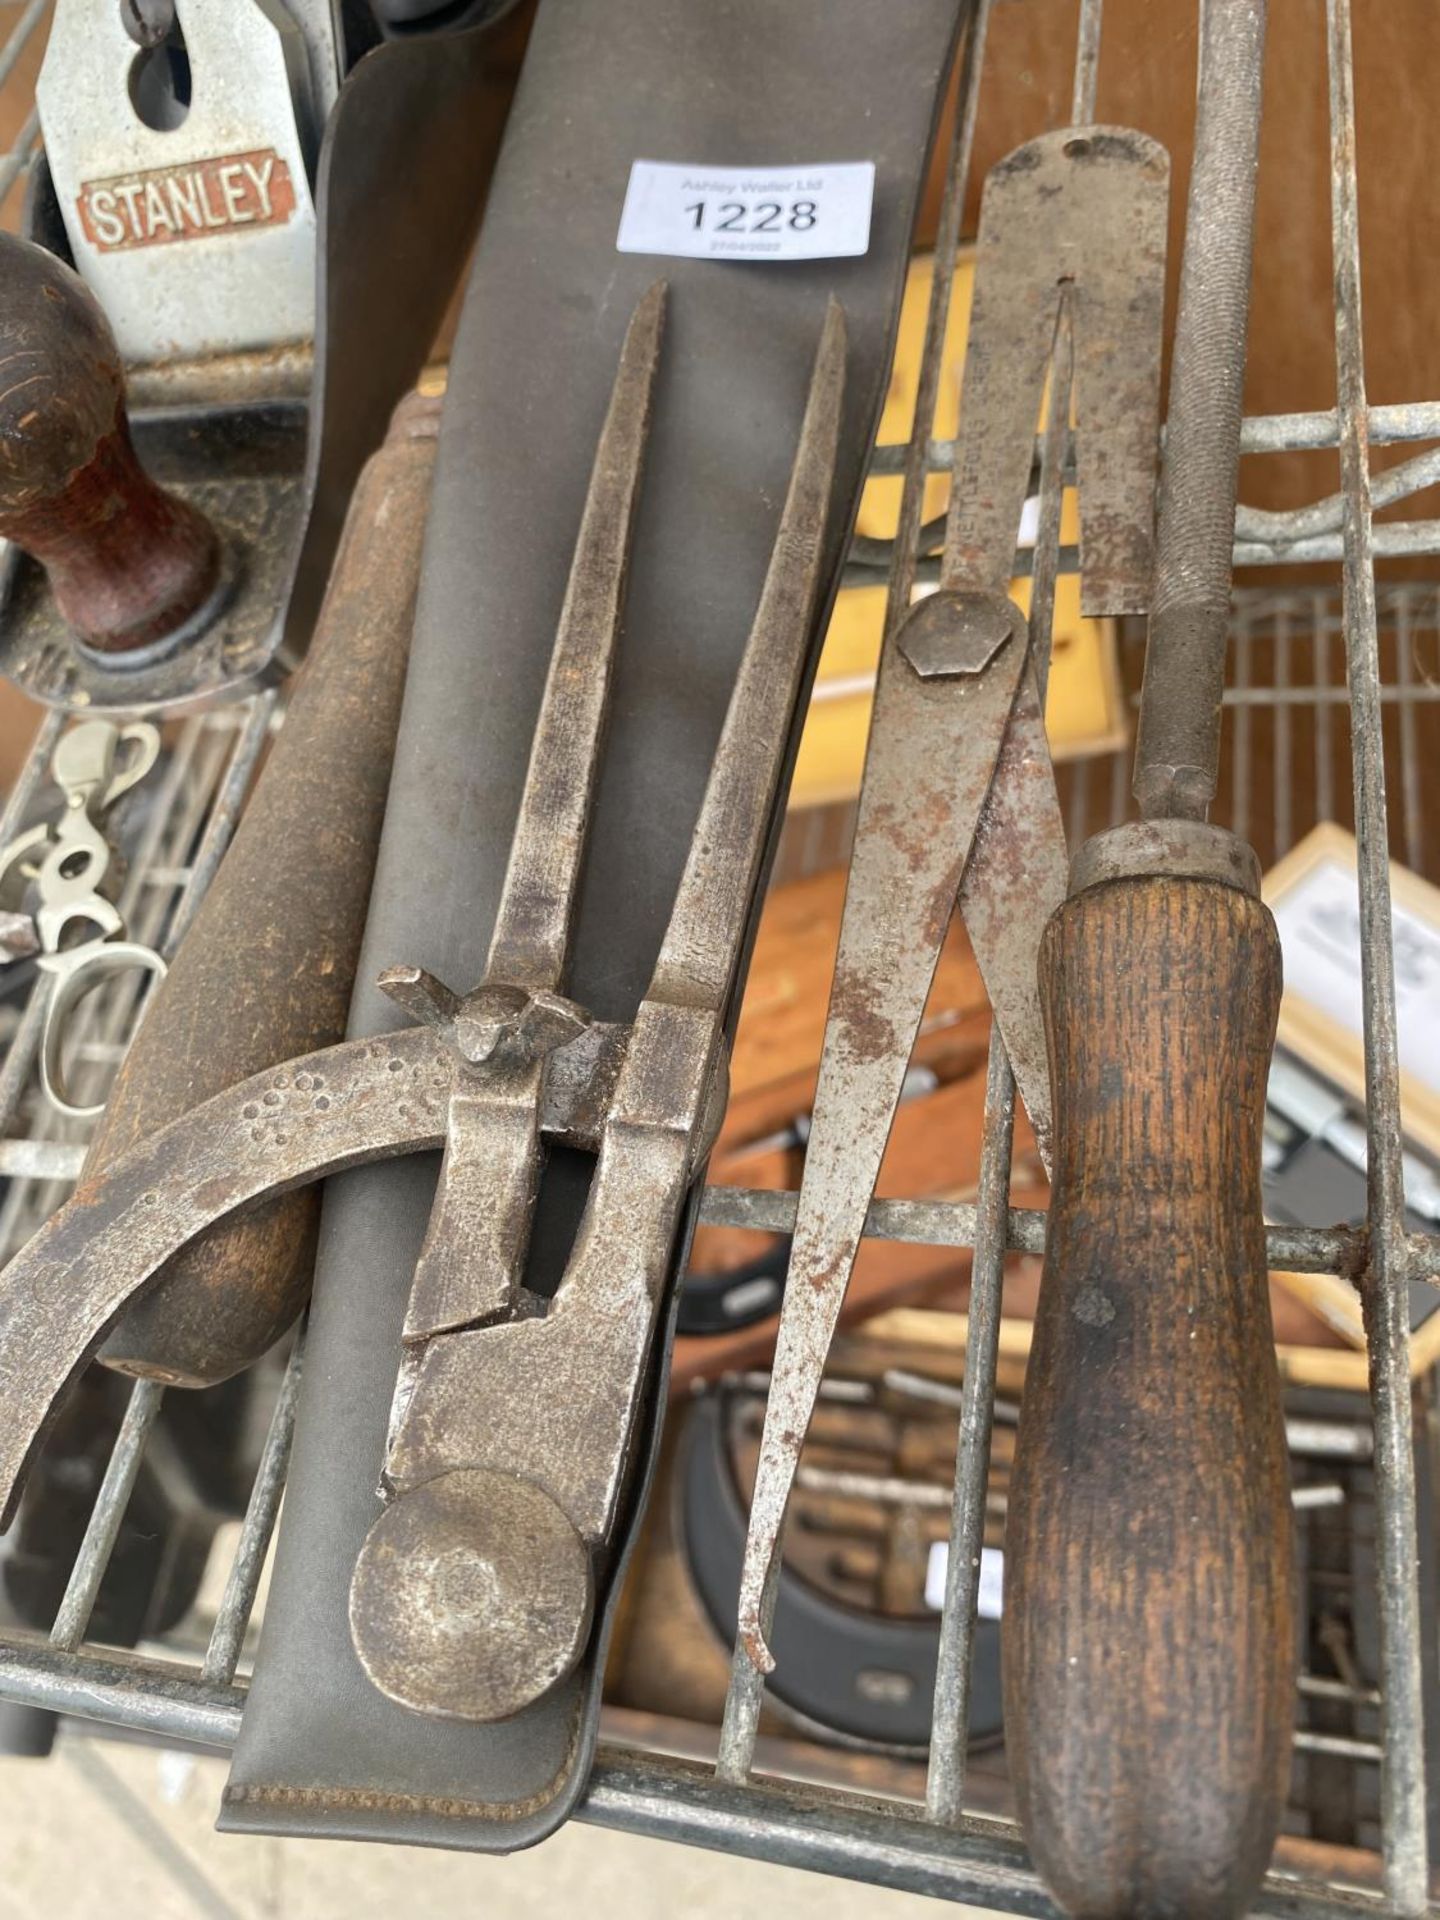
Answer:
[
  {"left": 722, "top": 126, "right": 1171, "bottom": 1732},
  {"left": 0, "top": 283, "right": 847, "bottom": 1723}
]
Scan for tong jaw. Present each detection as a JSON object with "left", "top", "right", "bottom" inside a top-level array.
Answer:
[{"left": 348, "top": 297, "right": 847, "bottom": 1725}]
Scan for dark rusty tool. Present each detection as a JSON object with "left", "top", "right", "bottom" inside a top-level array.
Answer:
[
  {"left": 722, "top": 123, "right": 1169, "bottom": 1743},
  {"left": 1004, "top": 6, "right": 1291, "bottom": 1917},
  {"left": 0, "top": 234, "right": 222, "bottom": 658},
  {"left": 0, "top": 290, "right": 847, "bottom": 1724},
  {"left": 87, "top": 389, "right": 439, "bottom": 1387}
]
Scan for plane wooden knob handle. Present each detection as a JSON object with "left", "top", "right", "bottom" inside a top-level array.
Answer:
[
  {"left": 0, "top": 233, "right": 220, "bottom": 655},
  {"left": 1004, "top": 872, "right": 1294, "bottom": 1919}
]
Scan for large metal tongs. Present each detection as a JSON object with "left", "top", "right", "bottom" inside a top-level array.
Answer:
[
  {"left": 725, "top": 126, "right": 1169, "bottom": 1699},
  {"left": 0, "top": 283, "right": 847, "bottom": 1725}
]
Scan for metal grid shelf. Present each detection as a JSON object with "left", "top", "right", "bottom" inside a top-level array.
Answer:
[{"left": 0, "top": 0, "right": 1437, "bottom": 1913}]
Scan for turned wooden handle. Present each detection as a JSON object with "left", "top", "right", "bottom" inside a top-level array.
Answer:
[
  {"left": 89, "top": 394, "right": 439, "bottom": 1387},
  {"left": 0, "top": 234, "right": 219, "bottom": 654},
  {"left": 1004, "top": 873, "right": 1294, "bottom": 1919}
]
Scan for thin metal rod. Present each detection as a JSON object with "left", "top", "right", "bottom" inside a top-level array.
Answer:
[
  {"left": 48, "top": 1379, "right": 165, "bottom": 1652},
  {"left": 1234, "top": 521, "right": 1440, "bottom": 566},
  {"left": 925, "top": 272, "right": 1075, "bottom": 1823},
  {"left": 0, "top": 981, "right": 49, "bottom": 1137},
  {"left": 0, "top": 1644, "right": 1409, "bottom": 1919},
  {"left": 163, "top": 695, "right": 276, "bottom": 958},
  {"left": 1299, "top": 1673, "right": 1383, "bottom": 1706},
  {"left": 927, "top": 1036, "right": 1014, "bottom": 1822},
  {"left": 202, "top": 1332, "right": 304, "bottom": 1685},
  {"left": 0, "top": 0, "right": 46, "bottom": 93},
  {"left": 1393, "top": 594, "right": 1423, "bottom": 874},
  {"left": 1293, "top": 1730, "right": 1384, "bottom": 1763},
  {"left": 1236, "top": 441, "right": 1440, "bottom": 542},
  {"left": 0, "top": 101, "right": 37, "bottom": 205},
  {"left": 1326, "top": 0, "right": 1427, "bottom": 1905},
  {"left": 0, "top": 704, "right": 63, "bottom": 846},
  {"left": 582, "top": 1753, "right": 1389, "bottom": 1920},
  {"left": 696, "top": 1183, "right": 1440, "bottom": 1285},
  {"left": 868, "top": 397, "right": 1440, "bottom": 475},
  {"left": 1215, "top": 684, "right": 1440, "bottom": 708},
  {"left": 1069, "top": 0, "right": 1103, "bottom": 123},
  {"left": 1314, "top": 590, "right": 1337, "bottom": 823},
  {"left": 845, "top": 519, "right": 1440, "bottom": 593},
  {"left": 1232, "top": 608, "right": 1253, "bottom": 843},
  {"left": 796, "top": 1465, "right": 957, "bottom": 1512},
  {"left": 0, "top": 1137, "right": 82, "bottom": 1179},
  {"left": 1275, "top": 603, "right": 1293, "bottom": 860}
]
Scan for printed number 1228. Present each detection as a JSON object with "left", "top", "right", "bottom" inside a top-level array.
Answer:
[{"left": 684, "top": 199, "right": 818, "bottom": 234}]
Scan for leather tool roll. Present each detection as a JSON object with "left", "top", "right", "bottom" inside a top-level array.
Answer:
[
  {"left": 224, "top": 0, "right": 967, "bottom": 1850},
  {"left": 90, "top": 395, "right": 439, "bottom": 1387}
]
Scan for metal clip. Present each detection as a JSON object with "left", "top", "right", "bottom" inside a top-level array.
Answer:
[{"left": 1, "top": 718, "right": 167, "bottom": 1120}]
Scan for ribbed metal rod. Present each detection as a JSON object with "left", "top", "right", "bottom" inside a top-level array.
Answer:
[{"left": 1132, "top": 0, "right": 1269, "bottom": 815}]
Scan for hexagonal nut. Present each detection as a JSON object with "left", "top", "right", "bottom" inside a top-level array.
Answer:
[{"left": 895, "top": 589, "right": 1026, "bottom": 680}]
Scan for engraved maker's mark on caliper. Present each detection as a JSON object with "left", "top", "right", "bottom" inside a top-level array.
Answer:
[{"left": 0, "top": 285, "right": 849, "bottom": 1730}]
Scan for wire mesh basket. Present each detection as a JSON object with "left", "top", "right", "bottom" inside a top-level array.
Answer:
[{"left": 0, "top": 0, "right": 1437, "bottom": 1913}]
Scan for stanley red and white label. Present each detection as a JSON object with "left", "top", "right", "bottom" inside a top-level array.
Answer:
[{"left": 76, "top": 149, "right": 297, "bottom": 253}]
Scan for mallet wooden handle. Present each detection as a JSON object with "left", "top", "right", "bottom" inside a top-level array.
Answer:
[
  {"left": 1004, "top": 871, "right": 1294, "bottom": 1919},
  {"left": 91, "top": 393, "right": 439, "bottom": 1387},
  {"left": 0, "top": 233, "right": 219, "bottom": 654}
]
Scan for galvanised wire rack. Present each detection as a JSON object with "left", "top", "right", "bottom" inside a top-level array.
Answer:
[{"left": 0, "top": 0, "right": 1437, "bottom": 1912}]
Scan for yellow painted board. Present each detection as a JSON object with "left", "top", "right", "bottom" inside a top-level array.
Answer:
[
  {"left": 1262, "top": 822, "right": 1440, "bottom": 1373},
  {"left": 790, "top": 251, "right": 1128, "bottom": 812}
]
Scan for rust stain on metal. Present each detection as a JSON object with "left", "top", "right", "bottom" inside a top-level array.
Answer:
[{"left": 829, "top": 962, "right": 900, "bottom": 1065}]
